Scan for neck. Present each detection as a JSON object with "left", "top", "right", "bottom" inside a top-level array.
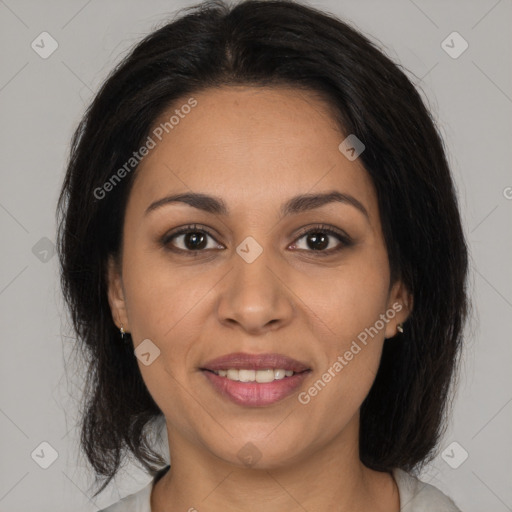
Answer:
[{"left": 151, "top": 416, "right": 399, "bottom": 512}]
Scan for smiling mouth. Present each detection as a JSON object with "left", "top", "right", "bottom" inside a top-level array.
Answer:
[
  {"left": 201, "top": 368, "right": 312, "bottom": 407},
  {"left": 199, "top": 352, "right": 312, "bottom": 406}
]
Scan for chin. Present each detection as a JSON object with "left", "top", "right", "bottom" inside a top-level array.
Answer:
[{"left": 205, "top": 434, "right": 308, "bottom": 470}]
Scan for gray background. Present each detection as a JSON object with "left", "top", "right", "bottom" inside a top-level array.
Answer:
[{"left": 0, "top": 0, "right": 511, "bottom": 510}]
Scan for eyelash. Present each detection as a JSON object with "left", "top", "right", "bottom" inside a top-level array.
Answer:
[{"left": 161, "top": 223, "right": 353, "bottom": 257}]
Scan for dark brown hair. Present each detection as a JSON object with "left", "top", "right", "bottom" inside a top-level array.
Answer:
[{"left": 56, "top": 0, "right": 469, "bottom": 497}]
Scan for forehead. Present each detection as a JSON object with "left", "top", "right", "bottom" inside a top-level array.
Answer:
[{"left": 129, "top": 86, "right": 378, "bottom": 220}]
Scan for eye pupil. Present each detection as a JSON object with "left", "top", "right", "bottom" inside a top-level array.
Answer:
[
  {"left": 185, "top": 232, "right": 207, "bottom": 250},
  {"left": 307, "top": 232, "right": 329, "bottom": 250}
]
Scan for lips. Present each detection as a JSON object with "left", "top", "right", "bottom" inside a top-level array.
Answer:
[
  {"left": 200, "top": 352, "right": 311, "bottom": 407},
  {"left": 200, "top": 352, "right": 310, "bottom": 373}
]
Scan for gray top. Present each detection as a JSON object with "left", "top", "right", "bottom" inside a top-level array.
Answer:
[{"left": 98, "top": 466, "right": 462, "bottom": 511}]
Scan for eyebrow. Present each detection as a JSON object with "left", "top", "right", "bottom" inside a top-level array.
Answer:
[{"left": 145, "top": 190, "right": 369, "bottom": 220}]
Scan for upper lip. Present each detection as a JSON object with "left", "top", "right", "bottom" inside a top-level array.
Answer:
[{"left": 200, "top": 352, "right": 310, "bottom": 372}]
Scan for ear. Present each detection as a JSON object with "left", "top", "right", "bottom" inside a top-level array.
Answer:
[
  {"left": 106, "top": 255, "right": 129, "bottom": 331},
  {"left": 384, "top": 279, "right": 413, "bottom": 339}
]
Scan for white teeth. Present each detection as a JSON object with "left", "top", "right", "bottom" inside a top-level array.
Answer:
[
  {"left": 226, "top": 369, "right": 239, "bottom": 381},
  {"left": 239, "top": 369, "right": 256, "bottom": 382},
  {"left": 255, "top": 369, "right": 274, "bottom": 383},
  {"left": 212, "top": 368, "right": 297, "bottom": 382},
  {"left": 274, "top": 369, "right": 286, "bottom": 380}
]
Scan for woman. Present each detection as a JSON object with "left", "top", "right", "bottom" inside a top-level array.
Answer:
[{"left": 56, "top": 0, "right": 468, "bottom": 510}]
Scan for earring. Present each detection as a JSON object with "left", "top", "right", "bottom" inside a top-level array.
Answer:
[
  {"left": 120, "top": 324, "right": 126, "bottom": 339},
  {"left": 397, "top": 323, "right": 404, "bottom": 334}
]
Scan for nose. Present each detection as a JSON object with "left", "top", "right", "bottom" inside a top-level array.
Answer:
[{"left": 216, "top": 246, "right": 294, "bottom": 335}]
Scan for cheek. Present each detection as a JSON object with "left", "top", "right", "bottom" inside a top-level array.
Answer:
[
  {"left": 293, "top": 250, "right": 391, "bottom": 407},
  {"left": 121, "top": 252, "right": 216, "bottom": 424},
  {"left": 122, "top": 243, "right": 213, "bottom": 339},
  {"left": 296, "top": 251, "right": 390, "bottom": 346}
]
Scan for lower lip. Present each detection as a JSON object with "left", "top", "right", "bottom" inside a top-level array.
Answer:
[{"left": 202, "top": 370, "right": 311, "bottom": 407}]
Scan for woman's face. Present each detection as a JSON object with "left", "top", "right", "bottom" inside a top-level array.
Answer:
[{"left": 108, "top": 85, "right": 409, "bottom": 468}]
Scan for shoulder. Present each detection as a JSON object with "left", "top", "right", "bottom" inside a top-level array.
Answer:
[
  {"left": 97, "top": 480, "right": 153, "bottom": 512},
  {"left": 393, "top": 468, "right": 462, "bottom": 512},
  {"left": 98, "top": 466, "right": 462, "bottom": 512}
]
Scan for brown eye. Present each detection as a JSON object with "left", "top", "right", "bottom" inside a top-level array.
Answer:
[
  {"left": 181, "top": 231, "right": 208, "bottom": 250},
  {"left": 161, "top": 224, "right": 223, "bottom": 253},
  {"left": 303, "top": 232, "right": 330, "bottom": 251},
  {"left": 291, "top": 224, "right": 353, "bottom": 255}
]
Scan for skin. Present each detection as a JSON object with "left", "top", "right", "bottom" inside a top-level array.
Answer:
[{"left": 107, "top": 85, "right": 412, "bottom": 512}]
